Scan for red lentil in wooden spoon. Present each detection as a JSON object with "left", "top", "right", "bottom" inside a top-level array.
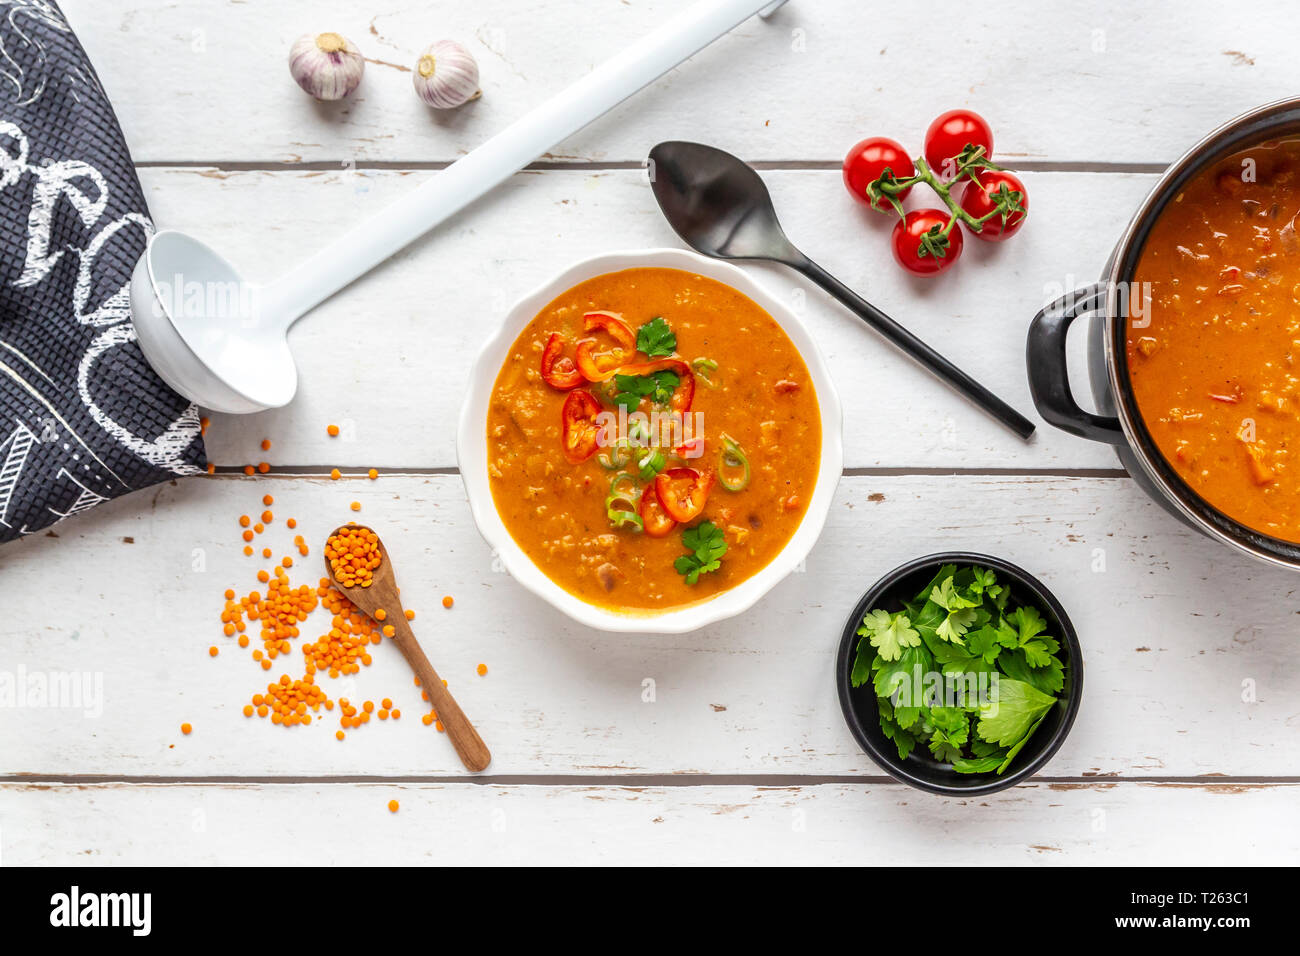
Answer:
[{"left": 324, "top": 524, "right": 490, "bottom": 772}]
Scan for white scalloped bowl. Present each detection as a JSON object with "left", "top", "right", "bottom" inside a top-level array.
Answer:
[{"left": 457, "top": 248, "right": 843, "bottom": 633}]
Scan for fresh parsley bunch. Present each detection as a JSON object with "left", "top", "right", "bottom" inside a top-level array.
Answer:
[{"left": 849, "top": 564, "right": 1067, "bottom": 776}]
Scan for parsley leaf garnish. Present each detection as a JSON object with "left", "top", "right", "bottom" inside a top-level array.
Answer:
[
  {"left": 613, "top": 370, "right": 680, "bottom": 412},
  {"left": 673, "top": 521, "right": 726, "bottom": 585},
  {"left": 636, "top": 316, "right": 676, "bottom": 358}
]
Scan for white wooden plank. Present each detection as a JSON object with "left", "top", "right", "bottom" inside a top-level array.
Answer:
[
  {"left": 1, "top": 781, "right": 1293, "bottom": 865},
  {"left": 63, "top": 0, "right": 1300, "bottom": 166},
  {"left": 139, "top": 166, "right": 1145, "bottom": 470},
  {"left": 3, "top": 473, "right": 1297, "bottom": 778}
]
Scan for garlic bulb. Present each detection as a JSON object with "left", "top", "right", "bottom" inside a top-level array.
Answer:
[
  {"left": 412, "top": 40, "right": 480, "bottom": 109},
  {"left": 289, "top": 32, "right": 365, "bottom": 100}
]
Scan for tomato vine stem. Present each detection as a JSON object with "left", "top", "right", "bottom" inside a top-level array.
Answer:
[{"left": 868, "top": 145, "right": 1026, "bottom": 258}]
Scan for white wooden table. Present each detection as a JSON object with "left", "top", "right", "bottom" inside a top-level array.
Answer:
[{"left": 2, "top": 0, "right": 1298, "bottom": 865}]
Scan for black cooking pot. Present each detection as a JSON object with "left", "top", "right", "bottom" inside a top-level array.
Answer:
[{"left": 1027, "top": 97, "right": 1300, "bottom": 570}]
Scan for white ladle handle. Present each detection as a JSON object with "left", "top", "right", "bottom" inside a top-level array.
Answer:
[{"left": 260, "top": 0, "right": 787, "bottom": 329}]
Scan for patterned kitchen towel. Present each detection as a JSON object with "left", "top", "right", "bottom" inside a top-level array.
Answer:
[{"left": 0, "top": 1, "right": 204, "bottom": 543}]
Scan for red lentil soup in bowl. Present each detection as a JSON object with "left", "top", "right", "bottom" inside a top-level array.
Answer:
[{"left": 458, "top": 250, "right": 843, "bottom": 633}]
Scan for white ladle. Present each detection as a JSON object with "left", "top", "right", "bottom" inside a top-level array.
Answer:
[{"left": 130, "top": 0, "right": 789, "bottom": 414}]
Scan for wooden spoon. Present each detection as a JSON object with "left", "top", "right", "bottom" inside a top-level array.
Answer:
[{"left": 324, "top": 524, "right": 490, "bottom": 772}]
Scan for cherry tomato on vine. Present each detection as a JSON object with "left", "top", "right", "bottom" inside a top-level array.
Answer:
[
  {"left": 924, "top": 109, "right": 994, "bottom": 178},
  {"left": 958, "top": 169, "right": 1028, "bottom": 241},
  {"left": 842, "top": 136, "right": 915, "bottom": 210},
  {"left": 891, "top": 209, "right": 963, "bottom": 276}
]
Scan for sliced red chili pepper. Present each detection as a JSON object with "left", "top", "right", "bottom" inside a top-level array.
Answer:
[
  {"left": 675, "top": 436, "right": 705, "bottom": 460},
  {"left": 560, "top": 390, "right": 603, "bottom": 464},
  {"left": 575, "top": 311, "right": 637, "bottom": 383},
  {"left": 575, "top": 340, "right": 625, "bottom": 382},
  {"left": 616, "top": 358, "right": 696, "bottom": 413},
  {"left": 654, "top": 467, "right": 714, "bottom": 523},
  {"left": 639, "top": 485, "right": 677, "bottom": 538},
  {"left": 583, "top": 311, "right": 636, "bottom": 350},
  {"left": 540, "top": 333, "right": 583, "bottom": 390}
]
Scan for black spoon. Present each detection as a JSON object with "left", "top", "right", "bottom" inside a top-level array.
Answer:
[{"left": 647, "top": 141, "right": 1035, "bottom": 441}]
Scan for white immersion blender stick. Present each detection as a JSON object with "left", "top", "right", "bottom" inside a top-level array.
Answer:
[{"left": 259, "top": 0, "right": 788, "bottom": 328}]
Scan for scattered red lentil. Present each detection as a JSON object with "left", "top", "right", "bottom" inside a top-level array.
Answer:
[
  {"left": 243, "top": 465, "right": 255, "bottom": 476},
  {"left": 206, "top": 463, "right": 216, "bottom": 474},
  {"left": 216, "top": 494, "right": 412, "bottom": 747},
  {"left": 261, "top": 439, "right": 271, "bottom": 451},
  {"left": 388, "top": 800, "right": 399, "bottom": 813},
  {"left": 250, "top": 673, "right": 326, "bottom": 727},
  {"left": 350, "top": 501, "right": 361, "bottom": 512},
  {"left": 477, "top": 663, "right": 487, "bottom": 676},
  {"left": 330, "top": 468, "right": 341, "bottom": 480},
  {"left": 404, "top": 609, "right": 415, "bottom": 621},
  {"left": 257, "top": 462, "right": 270, "bottom": 473},
  {"left": 368, "top": 469, "right": 378, "bottom": 480},
  {"left": 302, "top": 580, "right": 382, "bottom": 675},
  {"left": 327, "top": 424, "right": 340, "bottom": 437},
  {"left": 181, "top": 723, "right": 192, "bottom": 735},
  {"left": 209, "top": 646, "right": 219, "bottom": 657},
  {"left": 442, "top": 595, "right": 454, "bottom": 609}
]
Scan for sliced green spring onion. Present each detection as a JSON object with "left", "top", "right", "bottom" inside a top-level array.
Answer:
[
  {"left": 627, "top": 417, "right": 651, "bottom": 444},
  {"left": 592, "top": 378, "right": 620, "bottom": 407},
  {"left": 692, "top": 357, "right": 719, "bottom": 387},
  {"left": 608, "top": 509, "right": 644, "bottom": 532},
  {"left": 597, "top": 438, "right": 634, "bottom": 470},
  {"left": 637, "top": 448, "right": 667, "bottom": 482},
  {"left": 606, "top": 474, "right": 644, "bottom": 532},
  {"left": 718, "top": 432, "right": 750, "bottom": 492},
  {"left": 607, "top": 473, "right": 641, "bottom": 504}
]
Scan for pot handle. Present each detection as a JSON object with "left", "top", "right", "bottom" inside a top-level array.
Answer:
[{"left": 1026, "top": 284, "right": 1125, "bottom": 445}]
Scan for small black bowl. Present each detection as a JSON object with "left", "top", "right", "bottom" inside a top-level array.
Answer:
[{"left": 836, "top": 552, "right": 1083, "bottom": 796}]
